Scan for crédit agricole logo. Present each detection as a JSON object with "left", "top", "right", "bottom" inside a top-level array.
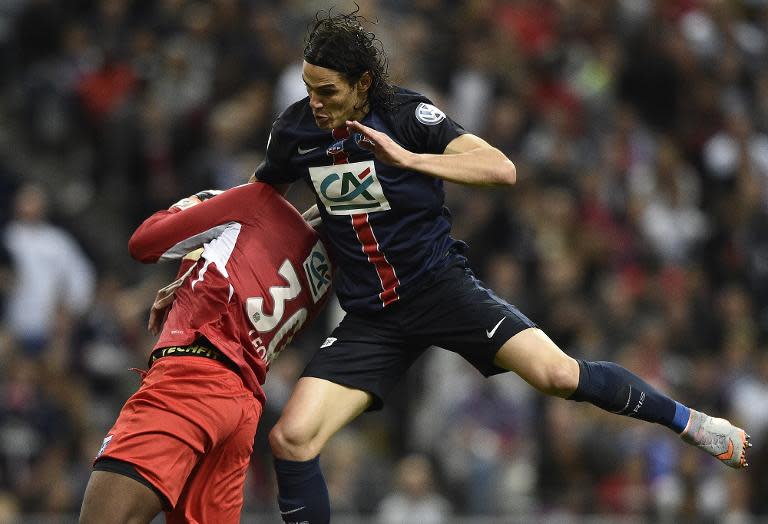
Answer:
[{"left": 309, "top": 160, "right": 390, "bottom": 215}]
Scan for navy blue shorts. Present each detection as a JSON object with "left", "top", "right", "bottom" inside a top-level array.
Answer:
[{"left": 302, "top": 262, "right": 536, "bottom": 410}]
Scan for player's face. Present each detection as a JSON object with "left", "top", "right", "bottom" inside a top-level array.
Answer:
[{"left": 302, "top": 61, "right": 370, "bottom": 129}]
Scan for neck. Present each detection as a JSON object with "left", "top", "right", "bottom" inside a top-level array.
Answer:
[{"left": 350, "top": 100, "right": 370, "bottom": 122}]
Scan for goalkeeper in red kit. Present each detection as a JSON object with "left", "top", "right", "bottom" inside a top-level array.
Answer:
[{"left": 79, "top": 183, "right": 333, "bottom": 524}]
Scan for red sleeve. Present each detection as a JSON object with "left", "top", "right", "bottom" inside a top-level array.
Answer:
[{"left": 128, "top": 183, "right": 278, "bottom": 263}]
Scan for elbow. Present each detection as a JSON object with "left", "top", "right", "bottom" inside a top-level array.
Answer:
[
  {"left": 127, "top": 233, "right": 153, "bottom": 263},
  {"left": 495, "top": 158, "right": 516, "bottom": 186}
]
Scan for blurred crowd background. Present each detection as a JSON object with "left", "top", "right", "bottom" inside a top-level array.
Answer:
[{"left": 0, "top": 0, "right": 767, "bottom": 522}]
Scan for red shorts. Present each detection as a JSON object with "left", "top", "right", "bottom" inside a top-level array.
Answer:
[{"left": 96, "top": 356, "right": 261, "bottom": 523}]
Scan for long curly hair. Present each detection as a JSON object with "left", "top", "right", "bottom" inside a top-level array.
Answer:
[{"left": 303, "top": 7, "right": 395, "bottom": 112}]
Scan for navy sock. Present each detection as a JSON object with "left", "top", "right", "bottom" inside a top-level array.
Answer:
[
  {"left": 567, "top": 360, "right": 690, "bottom": 433},
  {"left": 274, "top": 457, "right": 329, "bottom": 524}
]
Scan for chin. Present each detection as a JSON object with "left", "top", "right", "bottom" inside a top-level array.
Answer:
[{"left": 314, "top": 116, "right": 334, "bottom": 129}]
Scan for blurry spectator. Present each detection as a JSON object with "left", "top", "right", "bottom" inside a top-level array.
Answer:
[
  {"left": 728, "top": 349, "right": 768, "bottom": 444},
  {"left": 273, "top": 60, "right": 306, "bottom": 117},
  {"left": 448, "top": 35, "right": 496, "bottom": 134},
  {"left": 0, "top": 356, "right": 77, "bottom": 509},
  {"left": 0, "top": 490, "right": 19, "bottom": 522},
  {"left": 702, "top": 109, "right": 768, "bottom": 199},
  {"left": 377, "top": 454, "right": 451, "bottom": 524},
  {"left": 434, "top": 373, "right": 532, "bottom": 515},
  {"left": 2, "top": 183, "right": 95, "bottom": 355},
  {"left": 632, "top": 137, "right": 709, "bottom": 265},
  {"left": 76, "top": 50, "right": 136, "bottom": 127}
]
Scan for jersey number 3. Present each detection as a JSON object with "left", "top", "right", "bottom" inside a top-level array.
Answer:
[{"left": 246, "top": 260, "right": 308, "bottom": 365}]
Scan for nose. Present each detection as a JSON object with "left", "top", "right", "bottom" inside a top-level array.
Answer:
[{"left": 309, "top": 93, "right": 323, "bottom": 109}]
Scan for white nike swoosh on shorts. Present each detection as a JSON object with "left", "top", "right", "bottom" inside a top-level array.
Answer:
[
  {"left": 280, "top": 506, "right": 306, "bottom": 515},
  {"left": 486, "top": 317, "right": 506, "bottom": 338}
]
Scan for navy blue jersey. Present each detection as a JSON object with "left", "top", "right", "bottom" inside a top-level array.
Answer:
[{"left": 255, "top": 88, "right": 467, "bottom": 313}]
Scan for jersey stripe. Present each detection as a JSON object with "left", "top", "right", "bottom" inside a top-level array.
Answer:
[
  {"left": 330, "top": 127, "right": 400, "bottom": 307},
  {"left": 351, "top": 214, "right": 400, "bottom": 306},
  {"left": 159, "top": 222, "right": 236, "bottom": 262},
  {"left": 190, "top": 223, "right": 242, "bottom": 289}
]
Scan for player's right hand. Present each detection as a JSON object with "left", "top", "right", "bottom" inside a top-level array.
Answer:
[
  {"left": 169, "top": 195, "right": 202, "bottom": 211},
  {"left": 169, "top": 189, "right": 223, "bottom": 211},
  {"left": 194, "top": 189, "right": 223, "bottom": 201},
  {"left": 147, "top": 261, "right": 198, "bottom": 334},
  {"left": 346, "top": 120, "right": 415, "bottom": 169}
]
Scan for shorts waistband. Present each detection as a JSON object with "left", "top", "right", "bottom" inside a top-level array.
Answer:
[{"left": 150, "top": 340, "right": 238, "bottom": 373}]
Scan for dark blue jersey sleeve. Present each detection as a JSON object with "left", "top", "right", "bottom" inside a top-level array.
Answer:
[
  {"left": 253, "top": 102, "right": 310, "bottom": 185},
  {"left": 388, "top": 94, "right": 466, "bottom": 154},
  {"left": 253, "top": 120, "right": 299, "bottom": 185}
]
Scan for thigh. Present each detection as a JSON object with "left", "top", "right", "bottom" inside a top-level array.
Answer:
[
  {"left": 96, "top": 358, "right": 253, "bottom": 511},
  {"left": 302, "top": 312, "right": 425, "bottom": 410},
  {"left": 80, "top": 470, "right": 162, "bottom": 524},
  {"left": 493, "top": 326, "right": 579, "bottom": 396},
  {"left": 274, "top": 376, "right": 374, "bottom": 459},
  {"left": 408, "top": 265, "right": 536, "bottom": 376},
  {"left": 169, "top": 396, "right": 262, "bottom": 524}
]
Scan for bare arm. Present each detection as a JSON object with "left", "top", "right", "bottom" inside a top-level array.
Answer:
[{"left": 346, "top": 121, "right": 516, "bottom": 187}]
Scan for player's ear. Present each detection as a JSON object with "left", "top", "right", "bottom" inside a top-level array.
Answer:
[{"left": 357, "top": 71, "right": 372, "bottom": 94}]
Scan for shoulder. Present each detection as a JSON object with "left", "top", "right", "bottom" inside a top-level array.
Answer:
[
  {"left": 387, "top": 87, "right": 449, "bottom": 126},
  {"left": 376, "top": 87, "right": 461, "bottom": 153},
  {"left": 270, "top": 97, "right": 313, "bottom": 141},
  {"left": 275, "top": 97, "right": 311, "bottom": 124},
  {"left": 263, "top": 98, "right": 315, "bottom": 163},
  {"left": 225, "top": 182, "right": 291, "bottom": 209}
]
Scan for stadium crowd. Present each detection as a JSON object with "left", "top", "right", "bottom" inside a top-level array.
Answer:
[{"left": 0, "top": 0, "right": 767, "bottom": 521}]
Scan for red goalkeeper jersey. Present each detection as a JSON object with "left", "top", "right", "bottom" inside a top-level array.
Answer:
[{"left": 128, "top": 182, "right": 333, "bottom": 404}]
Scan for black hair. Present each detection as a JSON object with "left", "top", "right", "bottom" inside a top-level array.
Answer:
[{"left": 303, "top": 7, "right": 394, "bottom": 112}]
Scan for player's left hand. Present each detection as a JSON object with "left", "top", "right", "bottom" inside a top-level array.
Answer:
[
  {"left": 346, "top": 120, "right": 415, "bottom": 169},
  {"left": 148, "top": 275, "right": 185, "bottom": 335}
]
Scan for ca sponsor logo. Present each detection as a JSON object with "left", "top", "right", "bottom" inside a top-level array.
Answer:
[
  {"left": 309, "top": 160, "right": 390, "bottom": 215},
  {"left": 303, "top": 240, "right": 332, "bottom": 303}
]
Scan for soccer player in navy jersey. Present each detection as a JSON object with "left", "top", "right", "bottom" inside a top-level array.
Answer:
[{"left": 253, "top": 11, "right": 751, "bottom": 524}]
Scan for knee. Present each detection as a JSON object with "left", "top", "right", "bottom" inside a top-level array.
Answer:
[
  {"left": 540, "top": 357, "right": 579, "bottom": 398},
  {"left": 269, "top": 420, "right": 321, "bottom": 461}
]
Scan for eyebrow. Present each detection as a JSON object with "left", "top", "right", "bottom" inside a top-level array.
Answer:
[{"left": 302, "top": 76, "right": 337, "bottom": 89}]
